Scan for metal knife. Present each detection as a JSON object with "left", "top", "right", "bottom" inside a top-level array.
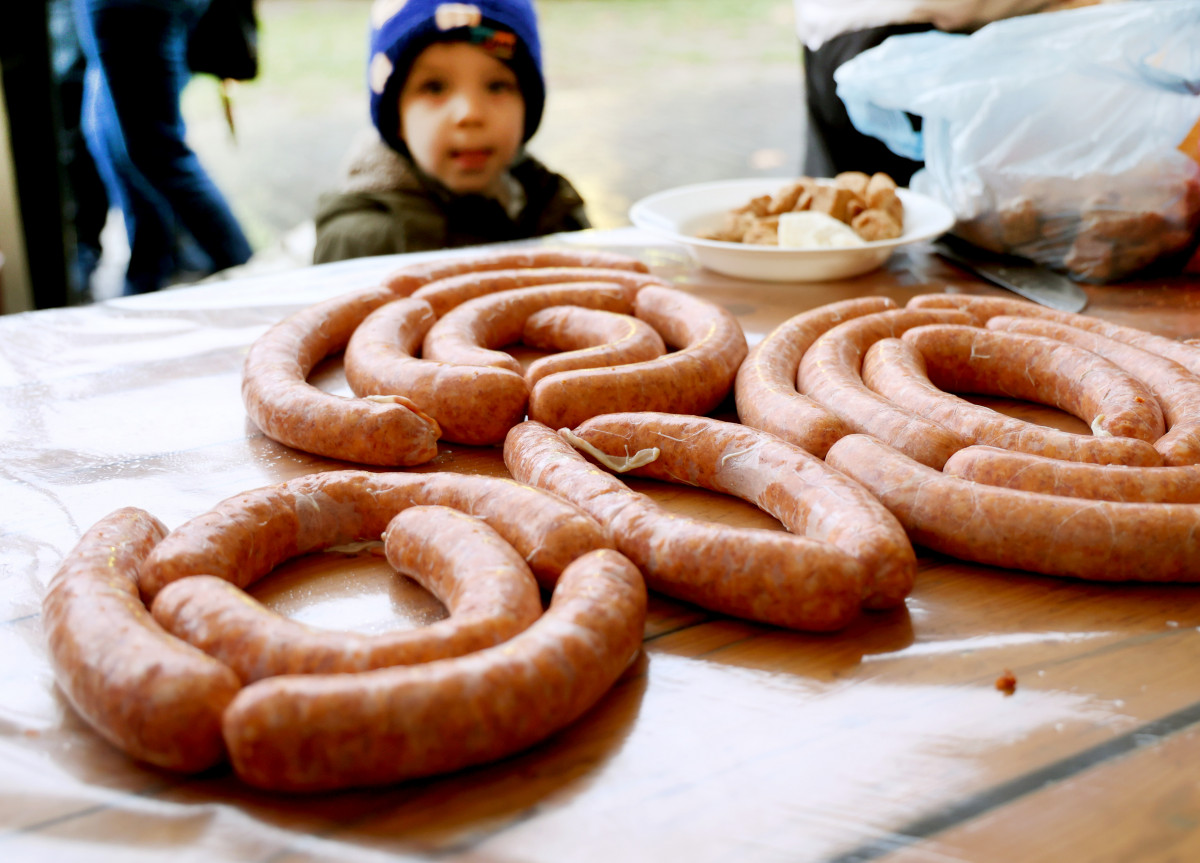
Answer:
[{"left": 933, "top": 235, "right": 1089, "bottom": 313}]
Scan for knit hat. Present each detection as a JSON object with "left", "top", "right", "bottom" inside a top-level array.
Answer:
[{"left": 367, "top": 0, "right": 545, "bottom": 156}]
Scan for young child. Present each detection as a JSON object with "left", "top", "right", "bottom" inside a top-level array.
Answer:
[{"left": 313, "top": 0, "right": 589, "bottom": 263}]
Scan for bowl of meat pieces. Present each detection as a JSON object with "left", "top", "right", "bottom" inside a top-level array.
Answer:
[{"left": 630, "top": 172, "right": 956, "bottom": 282}]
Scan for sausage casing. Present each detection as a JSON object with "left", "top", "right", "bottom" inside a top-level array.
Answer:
[
  {"left": 527, "top": 286, "right": 749, "bottom": 430},
  {"left": 150, "top": 505, "right": 544, "bottom": 682},
  {"left": 384, "top": 248, "right": 652, "bottom": 298},
  {"left": 988, "top": 315, "right": 1200, "bottom": 466},
  {"left": 898, "top": 324, "right": 1165, "bottom": 442},
  {"left": 410, "top": 265, "right": 667, "bottom": 317},
  {"left": 943, "top": 445, "right": 1200, "bottom": 503},
  {"left": 734, "top": 296, "right": 896, "bottom": 458},
  {"left": 563, "top": 412, "right": 916, "bottom": 609},
  {"left": 907, "top": 292, "right": 1200, "bottom": 377},
  {"left": 241, "top": 286, "right": 441, "bottom": 466},
  {"left": 523, "top": 306, "right": 667, "bottom": 387},
  {"left": 504, "top": 420, "right": 867, "bottom": 631},
  {"left": 826, "top": 434, "right": 1200, "bottom": 582},
  {"left": 796, "top": 308, "right": 975, "bottom": 468},
  {"left": 222, "top": 548, "right": 646, "bottom": 792},
  {"left": 861, "top": 332, "right": 1163, "bottom": 466},
  {"left": 421, "top": 281, "right": 638, "bottom": 373},
  {"left": 139, "top": 470, "right": 613, "bottom": 599},
  {"left": 42, "top": 507, "right": 241, "bottom": 771},
  {"left": 343, "top": 296, "right": 528, "bottom": 446}
]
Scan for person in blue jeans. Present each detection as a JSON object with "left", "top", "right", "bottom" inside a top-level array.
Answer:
[{"left": 73, "top": 0, "right": 252, "bottom": 295}]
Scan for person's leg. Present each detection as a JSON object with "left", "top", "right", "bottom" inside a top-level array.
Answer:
[
  {"left": 802, "top": 23, "right": 933, "bottom": 185},
  {"left": 80, "top": 0, "right": 252, "bottom": 293},
  {"left": 76, "top": 0, "right": 178, "bottom": 293},
  {"left": 135, "top": 0, "right": 252, "bottom": 274}
]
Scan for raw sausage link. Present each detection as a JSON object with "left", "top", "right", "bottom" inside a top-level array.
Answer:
[
  {"left": 421, "top": 282, "right": 639, "bottom": 373},
  {"left": 523, "top": 306, "right": 667, "bottom": 387},
  {"left": 564, "top": 412, "right": 915, "bottom": 610},
  {"left": 900, "top": 324, "right": 1164, "bottom": 442},
  {"left": 42, "top": 507, "right": 241, "bottom": 771},
  {"left": 734, "top": 296, "right": 896, "bottom": 458},
  {"left": 906, "top": 293, "right": 1073, "bottom": 326},
  {"left": 222, "top": 547, "right": 646, "bottom": 792},
  {"left": 527, "top": 285, "right": 749, "bottom": 430},
  {"left": 241, "top": 286, "right": 441, "bottom": 466},
  {"left": 860, "top": 333, "right": 1164, "bottom": 466},
  {"left": 504, "top": 420, "right": 867, "bottom": 631},
  {"left": 943, "top": 445, "right": 1200, "bottom": 503},
  {"left": 150, "top": 505, "right": 543, "bottom": 682},
  {"left": 343, "top": 296, "right": 528, "bottom": 446},
  {"left": 139, "top": 470, "right": 613, "bottom": 599},
  {"left": 796, "top": 308, "right": 975, "bottom": 468},
  {"left": 410, "top": 265, "right": 668, "bottom": 317},
  {"left": 988, "top": 316, "right": 1200, "bottom": 466},
  {"left": 384, "top": 249, "right": 652, "bottom": 298},
  {"left": 825, "top": 434, "right": 1200, "bottom": 582},
  {"left": 907, "top": 293, "right": 1200, "bottom": 376}
]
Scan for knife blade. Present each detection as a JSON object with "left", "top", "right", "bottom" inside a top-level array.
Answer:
[{"left": 933, "top": 235, "right": 1089, "bottom": 313}]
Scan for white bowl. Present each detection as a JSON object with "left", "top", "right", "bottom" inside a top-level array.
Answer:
[{"left": 629, "top": 177, "right": 956, "bottom": 282}]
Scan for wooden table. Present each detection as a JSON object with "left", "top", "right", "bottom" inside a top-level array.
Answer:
[{"left": 4, "top": 228, "right": 1200, "bottom": 863}]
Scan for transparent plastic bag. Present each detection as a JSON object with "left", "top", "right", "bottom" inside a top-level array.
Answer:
[{"left": 835, "top": 0, "right": 1200, "bottom": 282}]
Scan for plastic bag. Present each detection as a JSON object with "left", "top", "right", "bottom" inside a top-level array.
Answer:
[{"left": 835, "top": 0, "right": 1200, "bottom": 283}]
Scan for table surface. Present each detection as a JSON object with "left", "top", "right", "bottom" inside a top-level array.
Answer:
[{"left": 5, "top": 227, "right": 1200, "bottom": 863}]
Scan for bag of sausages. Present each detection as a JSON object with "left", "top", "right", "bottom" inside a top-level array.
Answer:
[{"left": 834, "top": 0, "right": 1200, "bottom": 283}]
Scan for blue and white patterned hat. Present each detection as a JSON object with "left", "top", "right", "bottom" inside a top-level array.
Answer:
[{"left": 367, "top": 0, "right": 545, "bottom": 155}]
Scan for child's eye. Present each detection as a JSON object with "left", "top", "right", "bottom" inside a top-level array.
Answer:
[
  {"left": 487, "top": 79, "right": 518, "bottom": 95},
  {"left": 416, "top": 79, "right": 446, "bottom": 95}
]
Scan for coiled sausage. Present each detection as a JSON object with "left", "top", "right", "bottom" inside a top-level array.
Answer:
[
  {"left": 222, "top": 548, "right": 646, "bottom": 792},
  {"left": 42, "top": 508, "right": 241, "bottom": 771},
  {"left": 150, "top": 505, "right": 544, "bottom": 682}
]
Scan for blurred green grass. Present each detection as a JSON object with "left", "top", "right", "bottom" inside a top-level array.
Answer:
[{"left": 185, "top": 0, "right": 797, "bottom": 118}]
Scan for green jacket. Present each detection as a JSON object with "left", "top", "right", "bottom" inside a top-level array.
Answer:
[{"left": 312, "top": 135, "right": 589, "bottom": 264}]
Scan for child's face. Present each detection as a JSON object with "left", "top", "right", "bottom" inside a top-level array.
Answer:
[{"left": 399, "top": 41, "right": 526, "bottom": 196}]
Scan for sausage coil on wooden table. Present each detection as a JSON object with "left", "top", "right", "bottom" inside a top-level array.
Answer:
[
  {"left": 243, "top": 247, "right": 657, "bottom": 462},
  {"left": 343, "top": 283, "right": 672, "bottom": 446},
  {"left": 138, "top": 470, "right": 613, "bottom": 599},
  {"left": 522, "top": 306, "right": 668, "bottom": 386},
  {"left": 526, "top": 285, "right": 750, "bottom": 430},
  {"left": 734, "top": 295, "right": 897, "bottom": 458},
  {"left": 860, "top": 328, "right": 1165, "bottom": 466},
  {"left": 383, "top": 248, "right": 654, "bottom": 297},
  {"left": 944, "top": 445, "right": 1200, "bottom": 502},
  {"left": 420, "top": 281, "right": 640, "bottom": 371},
  {"left": 907, "top": 292, "right": 1200, "bottom": 376},
  {"left": 560, "top": 411, "right": 917, "bottom": 610},
  {"left": 221, "top": 547, "right": 647, "bottom": 792},
  {"left": 343, "top": 296, "right": 529, "bottom": 446},
  {"left": 41, "top": 508, "right": 242, "bottom": 772},
  {"left": 896, "top": 324, "right": 1166, "bottom": 442},
  {"left": 504, "top": 420, "right": 868, "bottom": 631},
  {"left": 409, "top": 265, "right": 669, "bottom": 317},
  {"left": 795, "top": 307, "right": 977, "bottom": 468},
  {"left": 241, "top": 285, "right": 443, "bottom": 466},
  {"left": 986, "top": 315, "right": 1200, "bottom": 465},
  {"left": 748, "top": 292, "right": 1200, "bottom": 581},
  {"left": 150, "top": 505, "right": 545, "bottom": 683},
  {"left": 826, "top": 434, "right": 1200, "bottom": 582},
  {"left": 45, "top": 464, "right": 642, "bottom": 788}
]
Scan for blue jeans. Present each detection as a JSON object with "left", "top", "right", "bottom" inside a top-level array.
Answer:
[{"left": 74, "top": 0, "right": 253, "bottom": 295}]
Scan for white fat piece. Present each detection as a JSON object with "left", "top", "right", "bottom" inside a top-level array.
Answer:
[
  {"left": 777, "top": 211, "right": 866, "bottom": 249},
  {"left": 559, "top": 429, "right": 660, "bottom": 473}
]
